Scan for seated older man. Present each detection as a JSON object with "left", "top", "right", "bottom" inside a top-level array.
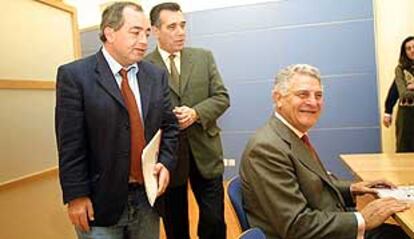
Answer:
[{"left": 240, "top": 64, "right": 410, "bottom": 239}]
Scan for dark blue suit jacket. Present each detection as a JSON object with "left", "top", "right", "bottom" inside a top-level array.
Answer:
[{"left": 55, "top": 51, "right": 178, "bottom": 226}]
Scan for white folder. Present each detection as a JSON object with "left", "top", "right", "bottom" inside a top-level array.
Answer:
[{"left": 142, "top": 129, "right": 162, "bottom": 206}]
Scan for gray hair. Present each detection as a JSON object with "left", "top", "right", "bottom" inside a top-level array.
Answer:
[
  {"left": 99, "top": 2, "right": 143, "bottom": 42},
  {"left": 273, "top": 64, "right": 322, "bottom": 95}
]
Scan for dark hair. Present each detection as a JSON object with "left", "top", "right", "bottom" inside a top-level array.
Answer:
[
  {"left": 149, "top": 2, "right": 181, "bottom": 27},
  {"left": 99, "top": 2, "right": 143, "bottom": 42},
  {"left": 399, "top": 36, "right": 414, "bottom": 70}
]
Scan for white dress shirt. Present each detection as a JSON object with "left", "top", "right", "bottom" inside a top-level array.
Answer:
[
  {"left": 102, "top": 46, "right": 143, "bottom": 121},
  {"left": 158, "top": 46, "right": 181, "bottom": 75}
]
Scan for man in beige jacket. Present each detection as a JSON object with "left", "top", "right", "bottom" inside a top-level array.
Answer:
[{"left": 145, "top": 2, "right": 229, "bottom": 239}]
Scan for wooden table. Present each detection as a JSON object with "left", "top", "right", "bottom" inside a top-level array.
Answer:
[{"left": 340, "top": 153, "right": 414, "bottom": 238}]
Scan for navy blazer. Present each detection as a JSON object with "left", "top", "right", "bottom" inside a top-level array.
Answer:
[{"left": 55, "top": 51, "right": 179, "bottom": 226}]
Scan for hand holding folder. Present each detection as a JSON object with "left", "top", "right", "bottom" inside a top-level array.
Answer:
[{"left": 142, "top": 129, "right": 163, "bottom": 206}]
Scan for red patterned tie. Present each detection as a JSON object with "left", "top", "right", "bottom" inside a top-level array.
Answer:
[
  {"left": 119, "top": 69, "right": 145, "bottom": 183},
  {"left": 301, "top": 134, "right": 319, "bottom": 160}
]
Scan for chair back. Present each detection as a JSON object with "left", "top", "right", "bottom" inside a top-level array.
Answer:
[
  {"left": 227, "top": 175, "right": 250, "bottom": 231},
  {"left": 238, "top": 228, "right": 266, "bottom": 239}
]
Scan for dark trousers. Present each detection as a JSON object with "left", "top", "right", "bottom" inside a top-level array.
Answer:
[
  {"left": 366, "top": 223, "right": 409, "bottom": 239},
  {"left": 162, "top": 151, "right": 226, "bottom": 239},
  {"left": 396, "top": 106, "right": 414, "bottom": 152}
]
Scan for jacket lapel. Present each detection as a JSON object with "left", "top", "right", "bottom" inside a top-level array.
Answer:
[
  {"left": 137, "top": 62, "right": 151, "bottom": 121},
  {"left": 95, "top": 51, "right": 126, "bottom": 109},
  {"left": 271, "top": 117, "right": 327, "bottom": 178},
  {"left": 179, "top": 48, "right": 193, "bottom": 95},
  {"left": 271, "top": 117, "right": 346, "bottom": 205},
  {"left": 147, "top": 49, "right": 180, "bottom": 96}
]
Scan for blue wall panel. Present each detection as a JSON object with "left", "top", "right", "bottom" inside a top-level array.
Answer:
[
  {"left": 190, "top": 20, "right": 376, "bottom": 80},
  {"left": 221, "top": 80, "right": 274, "bottom": 131},
  {"left": 188, "top": 0, "right": 372, "bottom": 37},
  {"left": 221, "top": 132, "right": 253, "bottom": 179},
  {"left": 319, "top": 74, "right": 379, "bottom": 128}
]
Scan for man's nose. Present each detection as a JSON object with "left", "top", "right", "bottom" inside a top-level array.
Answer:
[
  {"left": 177, "top": 26, "right": 185, "bottom": 35},
  {"left": 306, "top": 95, "right": 321, "bottom": 105},
  {"left": 138, "top": 33, "right": 148, "bottom": 44}
]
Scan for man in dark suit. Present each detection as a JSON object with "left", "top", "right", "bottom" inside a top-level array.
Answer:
[
  {"left": 55, "top": 2, "right": 178, "bottom": 238},
  {"left": 240, "top": 64, "right": 410, "bottom": 239},
  {"left": 145, "top": 2, "right": 229, "bottom": 239},
  {"left": 383, "top": 80, "right": 399, "bottom": 127}
]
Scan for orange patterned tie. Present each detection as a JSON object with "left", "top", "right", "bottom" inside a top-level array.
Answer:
[{"left": 119, "top": 69, "right": 145, "bottom": 183}]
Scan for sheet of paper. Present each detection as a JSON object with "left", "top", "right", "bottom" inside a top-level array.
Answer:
[
  {"left": 142, "top": 129, "right": 162, "bottom": 207},
  {"left": 377, "top": 186, "right": 414, "bottom": 201}
]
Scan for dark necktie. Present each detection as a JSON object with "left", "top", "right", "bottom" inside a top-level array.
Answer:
[
  {"left": 169, "top": 54, "right": 180, "bottom": 90},
  {"left": 301, "top": 134, "right": 319, "bottom": 160},
  {"left": 119, "top": 69, "right": 145, "bottom": 183}
]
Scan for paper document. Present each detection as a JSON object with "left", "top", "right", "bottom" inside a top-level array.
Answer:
[
  {"left": 377, "top": 186, "right": 414, "bottom": 202},
  {"left": 142, "top": 129, "right": 162, "bottom": 206}
]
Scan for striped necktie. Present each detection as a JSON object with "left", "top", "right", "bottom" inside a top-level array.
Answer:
[{"left": 169, "top": 54, "right": 180, "bottom": 91}]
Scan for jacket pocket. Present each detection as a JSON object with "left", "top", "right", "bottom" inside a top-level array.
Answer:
[{"left": 206, "top": 125, "right": 221, "bottom": 137}]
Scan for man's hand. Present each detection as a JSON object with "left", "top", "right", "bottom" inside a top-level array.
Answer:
[
  {"left": 351, "top": 179, "right": 396, "bottom": 197},
  {"left": 154, "top": 163, "right": 170, "bottom": 196},
  {"left": 382, "top": 115, "right": 392, "bottom": 128},
  {"left": 173, "top": 106, "right": 198, "bottom": 129},
  {"left": 361, "top": 197, "right": 410, "bottom": 230},
  {"left": 67, "top": 197, "right": 94, "bottom": 232}
]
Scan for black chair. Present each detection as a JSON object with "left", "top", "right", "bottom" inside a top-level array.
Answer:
[{"left": 227, "top": 175, "right": 250, "bottom": 231}]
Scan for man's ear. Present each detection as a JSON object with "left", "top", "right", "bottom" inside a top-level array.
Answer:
[
  {"left": 272, "top": 89, "right": 283, "bottom": 108},
  {"left": 151, "top": 26, "right": 159, "bottom": 39},
  {"left": 104, "top": 27, "right": 115, "bottom": 43}
]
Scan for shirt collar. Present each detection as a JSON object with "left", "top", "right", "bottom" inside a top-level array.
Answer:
[
  {"left": 274, "top": 112, "right": 306, "bottom": 138},
  {"left": 158, "top": 46, "right": 181, "bottom": 62},
  {"left": 102, "top": 46, "right": 138, "bottom": 75}
]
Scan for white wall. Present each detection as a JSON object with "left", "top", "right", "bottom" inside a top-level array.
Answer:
[
  {"left": 1, "top": 0, "right": 74, "bottom": 80},
  {"left": 374, "top": 0, "right": 414, "bottom": 153},
  {"left": 0, "top": 0, "right": 78, "bottom": 183}
]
